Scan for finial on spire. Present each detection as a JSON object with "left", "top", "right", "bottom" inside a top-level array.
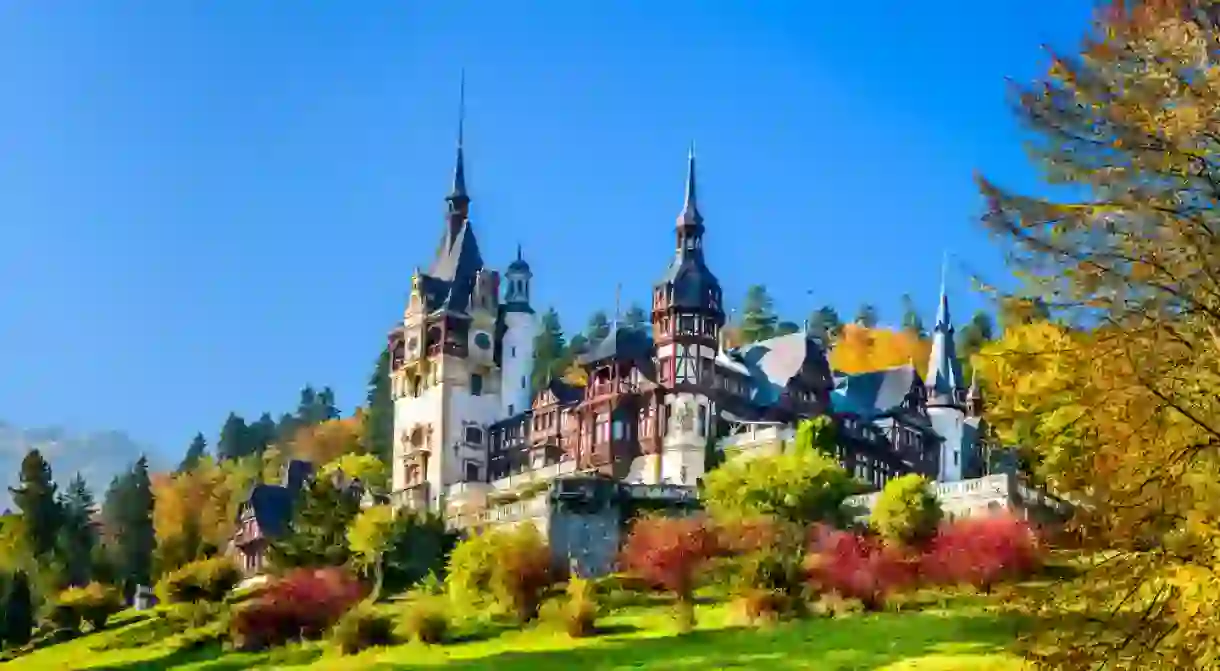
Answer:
[
  {"left": 678, "top": 143, "right": 702, "bottom": 226},
  {"left": 516, "top": 243, "right": 523, "bottom": 262},
  {"left": 940, "top": 250, "right": 949, "bottom": 295},
  {"left": 613, "top": 283, "right": 622, "bottom": 329},
  {"left": 447, "top": 69, "right": 468, "bottom": 202}
]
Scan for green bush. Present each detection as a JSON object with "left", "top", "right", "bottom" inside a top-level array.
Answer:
[
  {"left": 401, "top": 598, "right": 448, "bottom": 644},
  {"left": 870, "top": 474, "right": 943, "bottom": 548},
  {"left": 332, "top": 604, "right": 395, "bottom": 655},
  {"left": 50, "top": 583, "right": 124, "bottom": 632},
  {"left": 155, "top": 557, "right": 242, "bottom": 604}
]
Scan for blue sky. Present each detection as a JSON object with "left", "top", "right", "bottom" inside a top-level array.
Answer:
[{"left": 0, "top": 2, "right": 1094, "bottom": 462}]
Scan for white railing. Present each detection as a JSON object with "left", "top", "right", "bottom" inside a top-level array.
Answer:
[
  {"left": 445, "top": 481, "right": 490, "bottom": 498},
  {"left": 449, "top": 494, "right": 550, "bottom": 529},
  {"left": 844, "top": 473, "right": 1012, "bottom": 509},
  {"left": 490, "top": 459, "right": 577, "bottom": 492}
]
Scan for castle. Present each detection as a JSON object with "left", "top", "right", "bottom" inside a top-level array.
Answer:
[{"left": 385, "top": 127, "right": 996, "bottom": 526}]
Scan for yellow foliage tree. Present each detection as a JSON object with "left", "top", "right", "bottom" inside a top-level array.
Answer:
[
  {"left": 976, "top": 3, "right": 1220, "bottom": 667},
  {"left": 288, "top": 416, "right": 364, "bottom": 465},
  {"left": 828, "top": 324, "right": 930, "bottom": 377}
]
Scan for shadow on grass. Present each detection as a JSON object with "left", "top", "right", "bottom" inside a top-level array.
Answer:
[
  {"left": 362, "top": 611, "right": 1021, "bottom": 670},
  {"left": 85, "top": 641, "right": 324, "bottom": 671}
]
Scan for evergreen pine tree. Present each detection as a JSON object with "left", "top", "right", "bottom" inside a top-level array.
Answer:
[
  {"left": 531, "top": 308, "right": 568, "bottom": 394},
  {"left": 361, "top": 348, "right": 394, "bottom": 463},
  {"left": 248, "top": 413, "right": 278, "bottom": 456},
  {"left": 1, "top": 570, "right": 32, "bottom": 646},
  {"left": 807, "top": 305, "right": 843, "bottom": 343},
  {"left": 739, "top": 285, "right": 779, "bottom": 344},
  {"left": 217, "top": 413, "right": 251, "bottom": 461},
  {"left": 9, "top": 449, "right": 61, "bottom": 559},
  {"left": 58, "top": 474, "right": 97, "bottom": 587},
  {"left": 900, "top": 294, "right": 925, "bottom": 337},
  {"left": 624, "top": 303, "right": 649, "bottom": 331},
  {"left": 855, "top": 303, "right": 880, "bottom": 328},
  {"left": 105, "top": 459, "right": 155, "bottom": 598},
  {"left": 584, "top": 310, "right": 611, "bottom": 345},
  {"left": 267, "top": 476, "right": 361, "bottom": 569},
  {"left": 178, "top": 432, "right": 208, "bottom": 472}
]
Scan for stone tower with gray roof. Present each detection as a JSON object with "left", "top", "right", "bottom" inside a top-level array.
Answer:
[{"left": 924, "top": 283, "right": 971, "bottom": 481}]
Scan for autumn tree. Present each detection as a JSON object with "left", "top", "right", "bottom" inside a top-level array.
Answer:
[
  {"left": 320, "top": 453, "right": 388, "bottom": 495},
  {"left": 830, "top": 324, "right": 930, "bottom": 376},
  {"left": 289, "top": 416, "right": 364, "bottom": 465},
  {"left": 702, "top": 444, "right": 859, "bottom": 526},
  {"left": 975, "top": 3, "right": 1220, "bottom": 667}
]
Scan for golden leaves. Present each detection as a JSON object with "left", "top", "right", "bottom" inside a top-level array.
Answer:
[{"left": 828, "top": 324, "right": 931, "bottom": 377}]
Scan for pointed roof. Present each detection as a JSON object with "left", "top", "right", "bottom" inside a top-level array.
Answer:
[
  {"left": 446, "top": 71, "right": 469, "bottom": 203},
  {"left": 677, "top": 144, "right": 703, "bottom": 228},
  {"left": 507, "top": 243, "right": 530, "bottom": 273},
  {"left": 925, "top": 283, "right": 965, "bottom": 403}
]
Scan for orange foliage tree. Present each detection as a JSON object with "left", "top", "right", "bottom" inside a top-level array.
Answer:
[
  {"left": 828, "top": 324, "right": 930, "bottom": 376},
  {"left": 287, "top": 415, "right": 365, "bottom": 465}
]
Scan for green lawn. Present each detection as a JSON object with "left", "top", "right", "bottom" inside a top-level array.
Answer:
[{"left": 1, "top": 594, "right": 1029, "bottom": 671}]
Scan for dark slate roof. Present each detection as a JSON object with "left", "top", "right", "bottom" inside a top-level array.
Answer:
[
  {"left": 716, "top": 332, "right": 828, "bottom": 407},
  {"left": 544, "top": 378, "right": 584, "bottom": 405},
  {"left": 831, "top": 365, "right": 921, "bottom": 419},
  {"left": 245, "top": 484, "right": 295, "bottom": 538},
  {"left": 926, "top": 288, "right": 965, "bottom": 400},
  {"left": 421, "top": 219, "right": 484, "bottom": 313},
  {"left": 578, "top": 325, "right": 653, "bottom": 365},
  {"left": 507, "top": 244, "right": 530, "bottom": 273}
]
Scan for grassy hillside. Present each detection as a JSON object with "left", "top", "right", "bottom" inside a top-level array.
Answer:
[{"left": 3, "top": 592, "right": 1028, "bottom": 670}]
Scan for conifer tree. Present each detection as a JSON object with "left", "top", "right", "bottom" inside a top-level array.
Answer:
[
  {"left": 217, "top": 413, "right": 251, "bottom": 461},
  {"left": 807, "top": 305, "right": 843, "bottom": 343},
  {"left": 267, "top": 476, "right": 361, "bottom": 569},
  {"left": 58, "top": 474, "right": 97, "bottom": 587},
  {"left": 739, "top": 285, "right": 779, "bottom": 344},
  {"left": 361, "top": 347, "right": 394, "bottom": 463},
  {"left": 1, "top": 570, "right": 32, "bottom": 646},
  {"left": 624, "top": 303, "right": 649, "bottom": 331},
  {"left": 531, "top": 308, "right": 568, "bottom": 394},
  {"left": 584, "top": 310, "right": 611, "bottom": 345},
  {"left": 9, "top": 449, "right": 61, "bottom": 559},
  {"left": 179, "top": 432, "right": 208, "bottom": 473},
  {"left": 900, "top": 294, "right": 925, "bottom": 337},
  {"left": 854, "top": 303, "right": 879, "bottom": 328}
]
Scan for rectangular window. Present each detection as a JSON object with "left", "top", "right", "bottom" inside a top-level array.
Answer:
[
  {"left": 511, "top": 346, "right": 517, "bottom": 357},
  {"left": 471, "top": 374, "right": 483, "bottom": 396},
  {"left": 508, "top": 404, "right": 514, "bottom": 416},
  {"left": 464, "top": 461, "right": 480, "bottom": 482},
  {"left": 612, "top": 420, "right": 624, "bottom": 440},
  {"left": 521, "top": 376, "right": 526, "bottom": 390}
]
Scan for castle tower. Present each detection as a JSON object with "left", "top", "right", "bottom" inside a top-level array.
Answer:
[
  {"left": 642, "top": 146, "right": 725, "bottom": 486},
  {"left": 924, "top": 279, "right": 969, "bottom": 482},
  {"left": 388, "top": 81, "right": 504, "bottom": 513},
  {"left": 501, "top": 244, "right": 537, "bottom": 418}
]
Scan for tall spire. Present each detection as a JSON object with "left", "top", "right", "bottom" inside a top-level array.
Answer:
[
  {"left": 677, "top": 142, "right": 703, "bottom": 228},
  {"left": 926, "top": 257, "right": 965, "bottom": 406},
  {"left": 447, "top": 70, "right": 468, "bottom": 203}
]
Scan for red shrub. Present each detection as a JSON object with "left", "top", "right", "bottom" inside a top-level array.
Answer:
[
  {"left": 619, "top": 516, "right": 717, "bottom": 608},
  {"left": 922, "top": 515, "right": 1043, "bottom": 591},
  {"left": 230, "top": 568, "right": 363, "bottom": 651},
  {"left": 806, "top": 527, "right": 915, "bottom": 610}
]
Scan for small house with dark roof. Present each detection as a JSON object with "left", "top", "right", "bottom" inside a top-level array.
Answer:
[{"left": 229, "top": 459, "right": 376, "bottom": 576}]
